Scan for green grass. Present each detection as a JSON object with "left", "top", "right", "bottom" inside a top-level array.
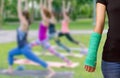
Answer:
[
  {"left": 0, "top": 34, "right": 106, "bottom": 78},
  {"left": 0, "top": 18, "right": 108, "bottom": 78},
  {"left": 1, "top": 18, "right": 108, "bottom": 30}
]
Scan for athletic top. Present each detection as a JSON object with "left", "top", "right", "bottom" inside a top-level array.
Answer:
[
  {"left": 49, "top": 23, "right": 56, "bottom": 34},
  {"left": 38, "top": 23, "right": 48, "bottom": 41},
  {"left": 97, "top": 0, "right": 120, "bottom": 62},
  {"left": 17, "top": 29, "right": 28, "bottom": 48},
  {"left": 61, "top": 20, "right": 69, "bottom": 33}
]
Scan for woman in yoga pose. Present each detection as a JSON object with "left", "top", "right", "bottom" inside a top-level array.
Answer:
[
  {"left": 30, "top": 0, "right": 72, "bottom": 67},
  {"left": 56, "top": 1, "right": 87, "bottom": 54},
  {"left": 6, "top": 0, "right": 54, "bottom": 77},
  {"left": 45, "top": 0, "right": 71, "bottom": 53}
]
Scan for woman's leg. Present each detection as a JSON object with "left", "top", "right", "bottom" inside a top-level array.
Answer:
[
  {"left": 58, "top": 32, "right": 64, "bottom": 37},
  {"left": 29, "top": 39, "right": 41, "bottom": 47},
  {"left": 55, "top": 39, "right": 71, "bottom": 52},
  {"left": 48, "top": 33, "right": 56, "bottom": 40},
  {"left": 8, "top": 48, "right": 21, "bottom": 66},
  {"left": 42, "top": 41, "right": 72, "bottom": 65},
  {"left": 102, "top": 60, "right": 120, "bottom": 78},
  {"left": 65, "top": 33, "right": 79, "bottom": 45},
  {"left": 55, "top": 32, "right": 71, "bottom": 52},
  {"left": 21, "top": 45, "right": 48, "bottom": 68},
  {"left": 7, "top": 47, "right": 22, "bottom": 73},
  {"left": 22, "top": 45, "right": 54, "bottom": 77}
]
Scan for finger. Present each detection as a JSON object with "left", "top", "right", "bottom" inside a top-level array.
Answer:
[
  {"left": 84, "top": 65, "right": 88, "bottom": 71},
  {"left": 90, "top": 67, "right": 95, "bottom": 72},
  {"left": 87, "top": 66, "right": 92, "bottom": 72},
  {"left": 87, "top": 66, "right": 94, "bottom": 72},
  {"left": 86, "top": 66, "right": 89, "bottom": 72},
  {"left": 91, "top": 67, "right": 95, "bottom": 72}
]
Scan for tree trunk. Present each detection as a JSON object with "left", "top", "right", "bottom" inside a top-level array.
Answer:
[
  {"left": 31, "top": 0, "right": 34, "bottom": 22},
  {"left": 0, "top": 0, "right": 4, "bottom": 29}
]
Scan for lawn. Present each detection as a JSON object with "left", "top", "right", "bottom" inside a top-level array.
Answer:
[
  {"left": 0, "top": 18, "right": 108, "bottom": 78},
  {"left": 1, "top": 18, "right": 108, "bottom": 30},
  {"left": 0, "top": 34, "right": 107, "bottom": 78}
]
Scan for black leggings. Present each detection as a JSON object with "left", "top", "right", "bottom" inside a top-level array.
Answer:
[{"left": 58, "top": 32, "right": 79, "bottom": 45}]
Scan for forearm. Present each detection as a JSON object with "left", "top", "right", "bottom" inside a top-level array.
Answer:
[
  {"left": 62, "top": 1, "right": 65, "bottom": 13},
  {"left": 66, "top": 2, "right": 71, "bottom": 12},
  {"left": 25, "top": 0, "right": 28, "bottom": 10},
  {"left": 44, "top": 0, "right": 47, "bottom": 8},
  {"left": 18, "top": 0, "right": 22, "bottom": 17},
  {"left": 18, "top": 0, "right": 22, "bottom": 12},
  {"left": 85, "top": 32, "right": 102, "bottom": 67},
  {"left": 48, "top": 1, "right": 52, "bottom": 12}
]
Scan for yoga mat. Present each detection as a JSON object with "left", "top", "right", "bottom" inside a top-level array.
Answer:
[
  {"left": 0, "top": 69, "right": 73, "bottom": 78},
  {"left": 14, "top": 59, "right": 79, "bottom": 68}
]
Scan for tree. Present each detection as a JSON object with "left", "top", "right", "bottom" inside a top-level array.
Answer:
[
  {"left": 31, "top": 0, "right": 35, "bottom": 21},
  {"left": 0, "top": 0, "right": 4, "bottom": 29},
  {"left": 1, "top": 0, "right": 94, "bottom": 22},
  {"left": 4, "top": 0, "right": 17, "bottom": 21}
]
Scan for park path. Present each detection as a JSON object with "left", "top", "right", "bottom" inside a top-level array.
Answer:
[{"left": 0, "top": 30, "right": 108, "bottom": 44}]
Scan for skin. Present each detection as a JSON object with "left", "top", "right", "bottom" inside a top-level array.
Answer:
[
  {"left": 18, "top": 0, "right": 29, "bottom": 32},
  {"left": 62, "top": 1, "right": 70, "bottom": 23},
  {"left": 48, "top": 0, "right": 57, "bottom": 24},
  {"left": 84, "top": 3, "right": 106, "bottom": 72},
  {"left": 40, "top": 0, "right": 50, "bottom": 27}
]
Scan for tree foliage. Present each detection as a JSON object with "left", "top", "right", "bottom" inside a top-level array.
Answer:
[{"left": 3, "top": 0, "right": 94, "bottom": 22}]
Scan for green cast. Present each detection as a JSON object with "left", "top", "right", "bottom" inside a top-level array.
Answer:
[{"left": 85, "top": 32, "right": 102, "bottom": 67}]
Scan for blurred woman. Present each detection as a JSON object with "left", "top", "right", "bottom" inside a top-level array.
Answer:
[
  {"left": 6, "top": 1, "right": 53, "bottom": 77},
  {"left": 56, "top": 1, "right": 86, "bottom": 54},
  {"left": 30, "top": 0, "right": 72, "bottom": 68},
  {"left": 41, "top": 0, "right": 71, "bottom": 53}
]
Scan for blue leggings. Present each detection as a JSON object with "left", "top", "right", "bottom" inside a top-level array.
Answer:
[{"left": 8, "top": 45, "right": 48, "bottom": 68}]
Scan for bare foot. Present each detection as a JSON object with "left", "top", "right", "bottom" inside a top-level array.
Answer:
[
  {"left": 64, "top": 58, "right": 73, "bottom": 66},
  {"left": 2, "top": 68, "right": 13, "bottom": 74},
  {"left": 67, "top": 62, "right": 73, "bottom": 68},
  {"left": 68, "top": 62, "right": 79, "bottom": 68}
]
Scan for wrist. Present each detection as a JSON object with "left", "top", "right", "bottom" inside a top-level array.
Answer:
[{"left": 85, "top": 32, "right": 101, "bottom": 67}]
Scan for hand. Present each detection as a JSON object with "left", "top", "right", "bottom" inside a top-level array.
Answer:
[{"left": 84, "top": 65, "right": 96, "bottom": 72}]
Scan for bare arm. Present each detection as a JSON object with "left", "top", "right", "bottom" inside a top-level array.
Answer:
[
  {"left": 62, "top": 0, "right": 66, "bottom": 14},
  {"left": 18, "top": 0, "right": 28, "bottom": 24},
  {"left": 48, "top": 0, "right": 53, "bottom": 13},
  {"left": 66, "top": 1, "right": 71, "bottom": 12},
  {"left": 24, "top": 0, "right": 28, "bottom": 10},
  {"left": 48, "top": 0, "right": 56, "bottom": 23},
  {"left": 44, "top": 0, "right": 47, "bottom": 9},
  {"left": 39, "top": 0, "right": 47, "bottom": 21},
  {"left": 84, "top": 3, "right": 106, "bottom": 72},
  {"left": 18, "top": 0, "right": 23, "bottom": 20},
  {"left": 94, "top": 3, "right": 106, "bottom": 34}
]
